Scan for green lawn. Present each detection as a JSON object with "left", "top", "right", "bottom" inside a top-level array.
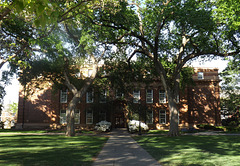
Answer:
[
  {"left": 0, "top": 134, "right": 108, "bottom": 166},
  {"left": 134, "top": 135, "right": 240, "bottom": 166}
]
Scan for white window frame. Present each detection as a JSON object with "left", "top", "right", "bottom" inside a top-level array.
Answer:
[
  {"left": 60, "top": 90, "right": 68, "bottom": 103},
  {"left": 133, "top": 90, "right": 140, "bottom": 103},
  {"left": 60, "top": 110, "right": 66, "bottom": 124},
  {"left": 116, "top": 89, "right": 124, "bottom": 99},
  {"left": 99, "top": 89, "right": 107, "bottom": 103},
  {"left": 146, "top": 110, "right": 153, "bottom": 124},
  {"left": 198, "top": 72, "right": 204, "bottom": 80},
  {"left": 60, "top": 110, "right": 80, "bottom": 124},
  {"left": 86, "top": 89, "right": 94, "bottom": 103},
  {"left": 86, "top": 109, "right": 93, "bottom": 124},
  {"left": 74, "top": 109, "right": 80, "bottom": 124},
  {"left": 159, "top": 90, "right": 166, "bottom": 103},
  {"left": 159, "top": 110, "right": 166, "bottom": 124},
  {"left": 146, "top": 89, "right": 153, "bottom": 103}
]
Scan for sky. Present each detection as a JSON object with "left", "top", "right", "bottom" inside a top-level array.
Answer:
[{"left": 1, "top": 58, "right": 229, "bottom": 111}]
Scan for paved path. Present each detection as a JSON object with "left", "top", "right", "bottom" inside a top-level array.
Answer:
[{"left": 92, "top": 128, "right": 160, "bottom": 166}]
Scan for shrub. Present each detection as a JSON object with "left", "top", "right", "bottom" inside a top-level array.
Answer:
[
  {"left": 94, "top": 121, "right": 111, "bottom": 132},
  {"left": 128, "top": 120, "right": 149, "bottom": 133}
]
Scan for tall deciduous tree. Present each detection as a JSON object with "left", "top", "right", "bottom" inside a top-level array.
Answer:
[
  {"left": 81, "top": 0, "right": 239, "bottom": 136},
  {"left": 1, "top": 0, "right": 120, "bottom": 136},
  {"left": 19, "top": 24, "right": 107, "bottom": 136}
]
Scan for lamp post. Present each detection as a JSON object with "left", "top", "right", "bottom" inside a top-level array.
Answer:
[{"left": 138, "top": 100, "right": 142, "bottom": 135}]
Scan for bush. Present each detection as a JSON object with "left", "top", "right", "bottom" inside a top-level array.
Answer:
[
  {"left": 94, "top": 121, "right": 111, "bottom": 132},
  {"left": 196, "top": 124, "right": 224, "bottom": 131},
  {"left": 128, "top": 120, "right": 149, "bottom": 133}
]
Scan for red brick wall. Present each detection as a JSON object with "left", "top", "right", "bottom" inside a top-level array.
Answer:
[{"left": 16, "top": 68, "right": 221, "bottom": 129}]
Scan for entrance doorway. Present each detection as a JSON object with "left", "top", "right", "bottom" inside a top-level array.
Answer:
[{"left": 115, "top": 113, "right": 125, "bottom": 128}]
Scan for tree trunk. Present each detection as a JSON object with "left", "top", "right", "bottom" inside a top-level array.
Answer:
[
  {"left": 66, "top": 98, "right": 77, "bottom": 136},
  {"left": 66, "top": 108, "right": 75, "bottom": 136},
  {"left": 167, "top": 91, "right": 180, "bottom": 137}
]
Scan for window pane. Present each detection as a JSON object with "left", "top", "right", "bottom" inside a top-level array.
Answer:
[
  {"left": 86, "top": 110, "right": 93, "bottom": 124},
  {"left": 74, "top": 110, "right": 80, "bottom": 124},
  {"left": 159, "top": 110, "right": 166, "bottom": 124},
  {"left": 146, "top": 89, "right": 153, "bottom": 103},
  {"left": 159, "top": 90, "right": 166, "bottom": 103},
  {"left": 60, "top": 90, "right": 68, "bottom": 103},
  {"left": 100, "top": 89, "right": 107, "bottom": 103},
  {"left": 133, "top": 90, "right": 140, "bottom": 103},
  {"left": 87, "top": 89, "right": 94, "bottom": 103},
  {"left": 146, "top": 110, "right": 153, "bottom": 124},
  {"left": 60, "top": 110, "right": 66, "bottom": 124}
]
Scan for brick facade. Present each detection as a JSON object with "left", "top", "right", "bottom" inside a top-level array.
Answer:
[{"left": 16, "top": 68, "right": 221, "bottom": 129}]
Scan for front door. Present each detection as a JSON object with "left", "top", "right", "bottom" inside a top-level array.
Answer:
[{"left": 115, "top": 112, "right": 125, "bottom": 128}]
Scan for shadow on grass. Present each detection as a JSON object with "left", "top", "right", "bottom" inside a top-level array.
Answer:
[
  {"left": 0, "top": 135, "right": 108, "bottom": 166},
  {"left": 134, "top": 135, "right": 240, "bottom": 166}
]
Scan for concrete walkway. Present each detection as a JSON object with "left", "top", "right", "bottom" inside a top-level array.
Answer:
[{"left": 92, "top": 128, "right": 160, "bottom": 166}]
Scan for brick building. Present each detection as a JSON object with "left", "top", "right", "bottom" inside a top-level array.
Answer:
[{"left": 16, "top": 67, "right": 221, "bottom": 130}]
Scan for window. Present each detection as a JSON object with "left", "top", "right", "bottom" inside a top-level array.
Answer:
[
  {"left": 99, "top": 89, "right": 107, "bottom": 103},
  {"left": 86, "top": 89, "right": 94, "bottom": 103},
  {"left": 198, "top": 72, "right": 204, "bottom": 80},
  {"left": 146, "top": 110, "right": 153, "bottom": 124},
  {"left": 159, "top": 90, "right": 166, "bottom": 103},
  {"left": 116, "top": 89, "right": 124, "bottom": 99},
  {"left": 88, "top": 69, "right": 93, "bottom": 77},
  {"left": 159, "top": 110, "right": 166, "bottom": 124},
  {"left": 176, "top": 94, "right": 180, "bottom": 103},
  {"left": 60, "top": 110, "right": 80, "bottom": 124},
  {"left": 99, "top": 110, "right": 106, "bottom": 121},
  {"left": 86, "top": 109, "right": 93, "bottom": 124},
  {"left": 60, "top": 110, "right": 66, "bottom": 124},
  {"left": 74, "top": 110, "right": 80, "bottom": 124},
  {"left": 146, "top": 89, "right": 153, "bottom": 103},
  {"left": 133, "top": 90, "right": 140, "bottom": 103},
  {"left": 60, "top": 90, "right": 68, "bottom": 103}
]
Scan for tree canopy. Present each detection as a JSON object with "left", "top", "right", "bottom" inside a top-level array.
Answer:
[
  {"left": 1, "top": 0, "right": 239, "bottom": 136},
  {"left": 76, "top": 0, "right": 239, "bottom": 136}
]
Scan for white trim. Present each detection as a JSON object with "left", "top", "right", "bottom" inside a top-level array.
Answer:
[
  {"left": 74, "top": 109, "right": 80, "bottom": 124},
  {"left": 159, "top": 90, "right": 166, "bottom": 103},
  {"left": 159, "top": 110, "right": 166, "bottom": 124},
  {"left": 146, "top": 89, "right": 153, "bottom": 103},
  {"left": 60, "top": 90, "right": 68, "bottom": 103},
  {"left": 86, "top": 109, "right": 93, "bottom": 124},
  {"left": 133, "top": 90, "right": 140, "bottom": 103},
  {"left": 86, "top": 89, "right": 94, "bottom": 103}
]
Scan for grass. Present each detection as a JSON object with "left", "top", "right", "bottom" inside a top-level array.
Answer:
[
  {"left": 134, "top": 135, "right": 240, "bottom": 166},
  {"left": 0, "top": 134, "right": 108, "bottom": 166},
  {"left": 0, "top": 129, "right": 95, "bottom": 134},
  {"left": 147, "top": 130, "right": 169, "bottom": 134}
]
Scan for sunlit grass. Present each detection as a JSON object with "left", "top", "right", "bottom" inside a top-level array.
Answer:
[
  {"left": 0, "top": 134, "right": 108, "bottom": 166},
  {"left": 134, "top": 135, "right": 240, "bottom": 166}
]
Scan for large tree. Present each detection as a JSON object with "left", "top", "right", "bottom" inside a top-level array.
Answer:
[
  {"left": 1, "top": 0, "right": 120, "bottom": 136},
  {"left": 20, "top": 24, "right": 109, "bottom": 136},
  {"left": 80, "top": 0, "right": 240, "bottom": 136}
]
